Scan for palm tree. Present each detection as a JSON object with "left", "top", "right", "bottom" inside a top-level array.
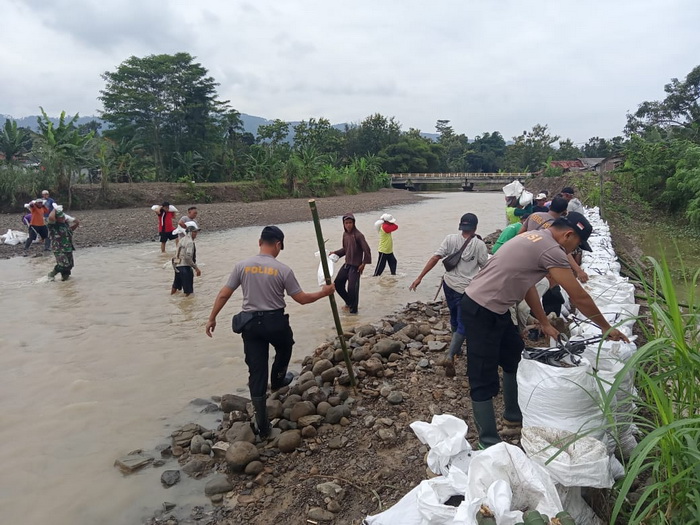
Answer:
[{"left": 0, "top": 120, "right": 32, "bottom": 163}]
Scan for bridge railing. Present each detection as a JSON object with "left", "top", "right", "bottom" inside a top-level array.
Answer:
[{"left": 390, "top": 172, "right": 531, "bottom": 179}]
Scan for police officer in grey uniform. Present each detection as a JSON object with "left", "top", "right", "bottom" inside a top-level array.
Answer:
[{"left": 206, "top": 226, "right": 335, "bottom": 438}]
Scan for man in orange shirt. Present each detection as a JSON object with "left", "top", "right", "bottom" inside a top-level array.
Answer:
[{"left": 23, "top": 199, "right": 50, "bottom": 255}]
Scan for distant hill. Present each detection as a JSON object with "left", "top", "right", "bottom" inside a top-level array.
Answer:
[{"left": 0, "top": 112, "right": 438, "bottom": 142}]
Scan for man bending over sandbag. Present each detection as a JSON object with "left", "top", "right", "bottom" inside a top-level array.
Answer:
[{"left": 461, "top": 212, "right": 629, "bottom": 449}]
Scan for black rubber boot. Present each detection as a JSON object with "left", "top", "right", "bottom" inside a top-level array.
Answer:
[
  {"left": 251, "top": 396, "right": 270, "bottom": 439},
  {"left": 271, "top": 372, "right": 294, "bottom": 392},
  {"left": 472, "top": 399, "right": 501, "bottom": 449},
  {"left": 502, "top": 372, "right": 522, "bottom": 425}
]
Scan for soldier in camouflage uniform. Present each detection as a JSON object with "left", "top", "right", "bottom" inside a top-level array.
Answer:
[{"left": 47, "top": 206, "right": 80, "bottom": 281}]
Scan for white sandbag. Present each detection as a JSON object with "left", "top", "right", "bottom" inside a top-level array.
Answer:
[
  {"left": 520, "top": 427, "right": 614, "bottom": 489},
  {"left": 1, "top": 229, "right": 29, "bottom": 245},
  {"left": 151, "top": 204, "right": 178, "bottom": 212},
  {"left": 557, "top": 486, "right": 604, "bottom": 525},
  {"left": 583, "top": 278, "right": 636, "bottom": 306},
  {"left": 410, "top": 415, "right": 474, "bottom": 476},
  {"left": 460, "top": 443, "right": 562, "bottom": 525},
  {"left": 315, "top": 251, "right": 337, "bottom": 286},
  {"left": 519, "top": 190, "right": 533, "bottom": 206},
  {"left": 518, "top": 357, "right": 608, "bottom": 444},
  {"left": 365, "top": 484, "right": 425, "bottom": 525},
  {"left": 416, "top": 470, "right": 469, "bottom": 524},
  {"left": 502, "top": 180, "right": 524, "bottom": 197}
]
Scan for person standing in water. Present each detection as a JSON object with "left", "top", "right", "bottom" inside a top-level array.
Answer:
[
  {"left": 373, "top": 213, "right": 398, "bottom": 276},
  {"left": 330, "top": 213, "right": 372, "bottom": 314},
  {"left": 46, "top": 205, "right": 80, "bottom": 280}
]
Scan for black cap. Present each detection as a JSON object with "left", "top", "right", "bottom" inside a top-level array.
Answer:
[
  {"left": 458, "top": 213, "right": 478, "bottom": 231},
  {"left": 559, "top": 212, "right": 592, "bottom": 251},
  {"left": 162, "top": 201, "right": 170, "bottom": 207},
  {"left": 261, "top": 225, "right": 285, "bottom": 249},
  {"left": 561, "top": 187, "right": 575, "bottom": 195}
]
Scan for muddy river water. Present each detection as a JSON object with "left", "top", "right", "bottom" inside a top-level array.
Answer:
[{"left": 0, "top": 192, "right": 506, "bottom": 524}]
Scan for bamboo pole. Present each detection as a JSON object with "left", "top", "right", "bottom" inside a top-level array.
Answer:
[{"left": 308, "top": 199, "right": 357, "bottom": 390}]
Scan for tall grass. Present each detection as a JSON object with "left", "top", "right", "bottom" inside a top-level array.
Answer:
[
  {"left": 603, "top": 255, "right": 700, "bottom": 524},
  {"left": 0, "top": 164, "right": 54, "bottom": 211}
]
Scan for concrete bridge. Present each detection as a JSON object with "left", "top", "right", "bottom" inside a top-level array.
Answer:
[{"left": 390, "top": 172, "right": 532, "bottom": 191}]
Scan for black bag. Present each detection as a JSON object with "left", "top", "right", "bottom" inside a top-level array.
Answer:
[
  {"left": 442, "top": 237, "right": 473, "bottom": 272},
  {"left": 232, "top": 311, "right": 254, "bottom": 333}
]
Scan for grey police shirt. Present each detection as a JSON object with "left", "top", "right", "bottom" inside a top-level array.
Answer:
[
  {"left": 435, "top": 233, "right": 489, "bottom": 293},
  {"left": 226, "top": 254, "right": 303, "bottom": 312},
  {"left": 465, "top": 229, "right": 570, "bottom": 314}
]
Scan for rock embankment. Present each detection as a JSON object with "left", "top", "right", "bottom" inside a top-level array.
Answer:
[{"left": 126, "top": 301, "right": 521, "bottom": 525}]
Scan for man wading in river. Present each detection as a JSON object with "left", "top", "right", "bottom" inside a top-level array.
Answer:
[
  {"left": 330, "top": 213, "right": 372, "bottom": 314},
  {"left": 205, "top": 226, "right": 335, "bottom": 438},
  {"left": 460, "top": 212, "right": 629, "bottom": 449}
]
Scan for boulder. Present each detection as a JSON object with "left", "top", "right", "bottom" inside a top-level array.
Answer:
[
  {"left": 312, "top": 359, "right": 334, "bottom": 376},
  {"left": 204, "top": 474, "right": 234, "bottom": 496},
  {"left": 278, "top": 430, "right": 301, "bottom": 453},
  {"left": 351, "top": 347, "right": 371, "bottom": 362},
  {"left": 220, "top": 394, "right": 250, "bottom": 413},
  {"left": 182, "top": 455, "right": 214, "bottom": 477},
  {"left": 316, "top": 401, "right": 332, "bottom": 416},
  {"left": 308, "top": 508, "right": 335, "bottom": 522},
  {"left": 355, "top": 324, "right": 377, "bottom": 338},
  {"left": 373, "top": 339, "right": 402, "bottom": 357},
  {"left": 321, "top": 366, "right": 342, "bottom": 383},
  {"left": 363, "top": 357, "right": 384, "bottom": 376},
  {"left": 325, "top": 405, "right": 350, "bottom": 425},
  {"left": 190, "top": 434, "right": 206, "bottom": 454},
  {"left": 290, "top": 401, "right": 316, "bottom": 422},
  {"left": 282, "top": 394, "right": 302, "bottom": 410},
  {"left": 225, "top": 441, "right": 260, "bottom": 472},
  {"left": 244, "top": 460, "right": 264, "bottom": 475},
  {"left": 297, "top": 415, "right": 324, "bottom": 427},
  {"left": 297, "top": 371, "right": 315, "bottom": 384},
  {"left": 225, "top": 421, "right": 256, "bottom": 444},
  {"left": 160, "top": 470, "right": 181, "bottom": 488},
  {"left": 266, "top": 399, "right": 283, "bottom": 419},
  {"left": 114, "top": 453, "right": 153, "bottom": 474}
]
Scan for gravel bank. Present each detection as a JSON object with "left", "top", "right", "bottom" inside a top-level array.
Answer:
[{"left": 0, "top": 189, "right": 425, "bottom": 259}]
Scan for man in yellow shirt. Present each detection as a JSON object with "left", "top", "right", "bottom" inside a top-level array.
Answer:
[{"left": 373, "top": 213, "right": 398, "bottom": 276}]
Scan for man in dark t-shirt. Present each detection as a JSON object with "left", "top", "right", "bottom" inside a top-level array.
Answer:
[
  {"left": 461, "top": 212, "right": 629, "bottom": 449},
  {"left": 205, "top": 226, "right": 335, "bottom": 438}
]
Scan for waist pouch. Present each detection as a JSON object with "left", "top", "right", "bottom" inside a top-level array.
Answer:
[{"left": 232, "top": 311, "right": 254, "bottom": 333}]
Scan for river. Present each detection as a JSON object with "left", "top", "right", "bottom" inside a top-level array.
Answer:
[{"left": 0, "top": 191, "right": 505, "bottom": 524}]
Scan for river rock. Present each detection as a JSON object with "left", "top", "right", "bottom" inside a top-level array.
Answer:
[
  {"left": 373, "top": 339, "right": 402, "bottom": 357},
  {"left": 282, "top": 394, "right": 302, "bottom": 409},
  {"left": 312, "top": 359, "right": 333, "bottom": 376},
  {"left": 298, "top": 371, "right": 315, "bottom": 384},
  {"left": 377, "top": 428, "right": 397, "bottom": 442},
  {"left": 301, "top": 425, "right": 318, "bottom": 438},
  {"left": 418, "top": 358, "right": 430, "bottom": 368},
  {"left": 364, "top": 357, "right": 384, "bottom": 376},
  {"left": 225, "top": 441, "right": 260, "bottom": 471},
  {"left": 205, "top": 474, "right": 233, "bottom": 496},
  {"left": 305, "top": 388, "right": 328, "bottom": 406},
  {"left": 160, "top": 470, "right": 181, "bottom": 487},
  {"left": 182, "top": 455, "right": 214, "bottom": 477},
  {"left": 290, "top": 401, "right": 316, "bottom": 422},
  {"left": 225, "top": 421, "right": 256, "bottom": 444},
  {"left": 428, "top": 341, "right": 448, "bottom": 352},
  {"left": 220, "top": 394, "right": 250, "bottom": 413},
  {"left": 316, "top": 401, "right": 331, "bottom": 416},
  {"left": 114, "top": 452, "right": 153, "bottom": 474},
  {"left": 297, "top": 414, "right": 324, "bottom": 427},
  {"left": 399, "top": 324, "right": 419, "bottom": 339},
  {"left": 351, "top": 347, "right": 371, "bottom": 361},
  {"left": 317, "top": 481, "right": 344, "bottom": 498},
  {"left": 278, "top": 430, "right": 301, "bottom": 453},
  {"left": 266, "top": 399, "right": 283, "bottom": 419},
  {"left": 296, "top": 380, "right": 318, "bottom": 394},
  {"left": 308, "top": 507, "right": 335, "bottom": 522},
  {"left": 320, "top": 366, "right": 341, "bottom": 383},
  {"left": 328, "top": 436, "right": 344, "bottom": 449},
  {"left": 325, "top": 405, "right": 350, "bottom": 425},
  {"left": 418, "top": 324, "right": 432, "bottom": 336},
  {"left": 245, "top": 460, "right": 264, "bottom": 475},
  {"left": 387, "top": 391, "right": 404, "bottom": 404},
  {"left": 355, "top": 324, "right": 377, "bottom": 337},
  {"left": 211, "top": 441, "right": 230, "bottom": 459},
  {"left": 190, "top": 434, "right": 206, "bottom": 454}
]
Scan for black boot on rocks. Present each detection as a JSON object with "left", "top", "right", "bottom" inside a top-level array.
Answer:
[
  {"left": 251, "top": 396, "right": 270, "bottom": 439},
  {"left": 271, "top": 371, "right": 294, "bottom": 392},
  {"left": 472, "top": 399, "right": 501, "bottom": 449}
]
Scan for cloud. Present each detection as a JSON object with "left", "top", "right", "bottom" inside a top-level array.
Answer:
[{"left": 2, "top": 0, "right": 700, "bottom": 142}]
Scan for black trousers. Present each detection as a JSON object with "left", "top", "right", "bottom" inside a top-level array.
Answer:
[
  {"left": 241, "top": 310, "right": 295, "bottom": 398},
  {"left": 461, "top": 294, "right": 524, "bottom": 402},
  {"left": 335, "top": 264, "right": 361, "bottom": 313},
  {"left": 373, "top": 252, "right": 397, "bottom": 276}
]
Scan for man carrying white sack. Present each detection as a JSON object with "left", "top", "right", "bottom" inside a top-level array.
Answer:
[{"left": 460, "top": 212, "right": 629, "bottom": 449}]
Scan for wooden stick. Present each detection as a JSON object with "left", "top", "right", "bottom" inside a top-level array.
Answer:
[
  {"left": 433, "top": 276, "right": 444, "bottom": 301},
  {"left": 308, "top": 199, "right": 357, "bottom": 390}
]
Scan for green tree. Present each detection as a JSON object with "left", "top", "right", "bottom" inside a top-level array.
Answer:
[
  {"left": 435, "top": 119, "right": 470, "bottom": 172},
  {"left": 505, "top": 124, "right": 560, "bottom": 172},
  {"left": 466, "top": 131, "right": 506, "bottom": 172},
  {"left": 35, "top": 108, "right": 95, "bottom": 205},
  {"left": 379, "top": 135, "right": 442, "bottom": 173},
  {"left": 99, "top": 52, "right": 228, "bottom": 180},
  {"left": 257, "top": 119, "right": 290, "bottom": 148},
  {"left": 553, "top": 138, "right": 582, "bottom": 160},
  {"left": 0, "top": 120, "right": 32, "bottom": 163},
  {"left": 345, "top": 114, "right": 401, "bottom": 158},
  {"left": 626, "top": 64, "right": 700, "bottom": 141},
  {"left": 293, "top": 118, "right": 344, "bottom": 158},
  {"left": 581, "top": 136, "right": 625, "bottom": 158}
]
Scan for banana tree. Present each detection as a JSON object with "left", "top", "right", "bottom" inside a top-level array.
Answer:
[{"left": 0, "top": 119, "right": 32, "bottom": 163}]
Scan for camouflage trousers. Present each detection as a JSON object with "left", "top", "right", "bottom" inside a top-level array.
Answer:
[{"left": 52, "top": 252, "right": 74, "bottom": 277}]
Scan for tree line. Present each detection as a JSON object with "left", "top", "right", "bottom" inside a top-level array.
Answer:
[{"left": 3, "top": 52, "right": 695, "bottom": 221}]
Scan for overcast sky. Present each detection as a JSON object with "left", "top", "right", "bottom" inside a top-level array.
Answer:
[{"left": 2, "top": 0, "right": 698, "bottom": 143}]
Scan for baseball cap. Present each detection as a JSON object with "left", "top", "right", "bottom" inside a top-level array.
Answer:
[
  {"left": 561, "top": 187, "right": 575, "bottom": 195},
  {"left": 261, "top": 225, "right": 285, "bottom": 249},
  {"left": 559, "top": 211, "right": 592, "bottom": 251},
  {"left": 535, "top": 193, "right": 547, "bottom": 200},
  {"left": 458, "top": 213, "right": 478, "bottom": 231}
]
